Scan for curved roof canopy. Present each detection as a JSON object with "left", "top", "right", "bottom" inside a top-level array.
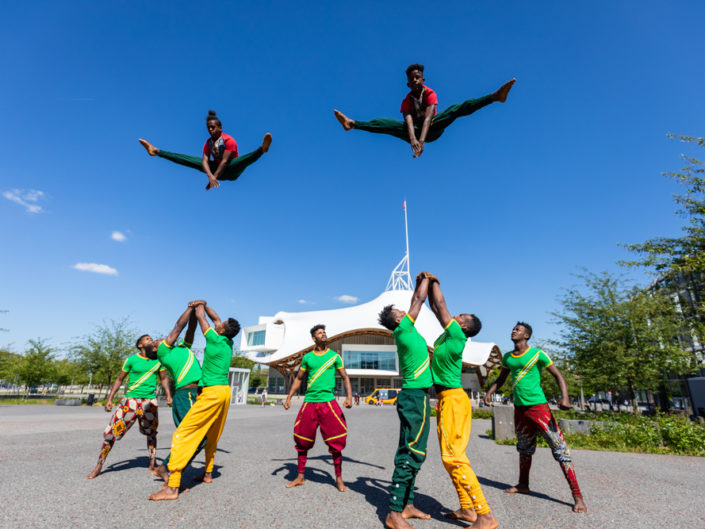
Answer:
[{"left": 253, "top": 290, "right": 499, "bottom": 367}]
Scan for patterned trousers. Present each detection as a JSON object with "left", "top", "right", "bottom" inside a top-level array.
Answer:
[
  {"left": 514, "top": 403, "right": 582, "bottom": 497},
  {"left": 293, "top": 400, "right": 348, "bottom": 476},
  {"left": 96, "top": 397, "right": 158, "bottom": 465}
]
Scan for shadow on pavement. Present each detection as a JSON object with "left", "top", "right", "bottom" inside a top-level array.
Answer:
[
  {"left": 347, "top": 476, "right": 462, "bottom": 527},
  {"left": 477, "top": 476, "right": 573, "bottom": 508}
]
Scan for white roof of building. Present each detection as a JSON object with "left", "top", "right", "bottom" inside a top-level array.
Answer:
[{"left": 252, "top": 289, "right": 497, "bottom": 367}]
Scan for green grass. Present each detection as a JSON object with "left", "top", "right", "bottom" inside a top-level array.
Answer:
[
  {"left": 0, "top": 398, "right": 56, "bottom": 405},
  {"left": 487, "top": 413, "right": 705, "bottom": 457}
]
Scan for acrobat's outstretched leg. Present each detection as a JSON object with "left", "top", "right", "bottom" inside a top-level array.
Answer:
[{"left": 334, "top": 110, "right": 409, "bottom": 142}]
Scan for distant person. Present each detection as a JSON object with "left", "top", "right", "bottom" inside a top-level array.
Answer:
[
  {"left": 86, "top": 334, "right": 171, "bottom": 479},
  {"left": 334, "top": 64, "right": 515, "bottom": 158},
  {"left": 261, "top": 388, "right": 268, "bottom": 407},
  {"left": 146, "top": 302, "right": 205, "bottom": 483},
  {"left": 377, "top": 273, "right": 435, "bottom": 529},
  {"left": 139, "top": 110, "right": 272, "bottom": 191},
  {"left": 148, "top": 302, "right": 240, "bottom": 501},
  {"left": 484, "top": 322, "right": 587, "bottom": 513},
  {"left": 284, "top": 324, "right": 353, "bottom": 492},
  {"left": 426, "top": 274, "right": 496, "bottom": 528}
]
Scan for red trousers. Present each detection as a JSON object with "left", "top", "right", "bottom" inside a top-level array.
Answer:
[
  {"left": 293, "top": 400, "right": 348, "bottom": 475},
  {"left": 514, "top": 403, "right": 582, "bottom": 497}
]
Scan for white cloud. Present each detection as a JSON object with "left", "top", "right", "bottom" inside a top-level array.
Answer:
[
  {"left": 335, "top": 295, "right": 359, "bottom": 304},
  {"left": 3, "top": 189, "right": 45, "bottom": 214},
  {"left": 111, "top": 231, "right": 127, "bottom": 242},
  {"left": 298, "top": 299, "right": 308, "bottom": 304},
  {"left": 72, "top": 263, "right": 118, "bottom": 276}
]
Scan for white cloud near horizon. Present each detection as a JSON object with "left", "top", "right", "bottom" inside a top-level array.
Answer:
[
  {"left": 3, "top": 189, "right": 45, "bottom": 214},
  {"left": 111, "top": 231, "right": 127, "bottom": 242},
  {"left": 72, "top": 263, "right": 119, "bottom": 276},
  {"left": 335, "top": 295, "right": 359, "bottom": 304}
]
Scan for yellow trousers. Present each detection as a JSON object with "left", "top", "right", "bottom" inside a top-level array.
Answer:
[
  {"left": 167, "top": 385, "right": 231, "bottom": 488},
  {"left": 436, "top": 388, "right": 490, "bottom": 514}
]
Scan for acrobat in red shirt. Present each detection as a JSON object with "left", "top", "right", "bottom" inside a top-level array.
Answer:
[
  {"left": 203, "top": 133, "right": 239, "bottom": 164},
  {"left": 400, "top": 86, "right": 438, "bottom": 124}
]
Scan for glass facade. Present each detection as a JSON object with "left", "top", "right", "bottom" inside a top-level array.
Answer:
[
  {"left": 343, "top": 349, "right": 396, "bottom": 371},
  {"left": 247, "top": 330, "right": 266, "bottom": 346}
]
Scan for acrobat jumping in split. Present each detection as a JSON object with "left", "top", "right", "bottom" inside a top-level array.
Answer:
[
  {"left": 139, "top": 110, "right": 272, "bottom": 190},
  {"left": 334, "top": 64, "right": 515, "bottom": 158}
]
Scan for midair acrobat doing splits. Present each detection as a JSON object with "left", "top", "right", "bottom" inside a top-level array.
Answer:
[
  {"left": 334, "top": 64, "right": 515, "bottom": 158},
  {"left": 139, "top": 110, "right": 272, "bottom": 190}
]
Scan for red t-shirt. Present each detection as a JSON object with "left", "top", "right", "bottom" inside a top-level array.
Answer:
[
  {"left": 400, "top": 86, "right": 438, "bottom": 123},
  {"left": 203, "top": 133, "right": 239, "bottom": 164}
]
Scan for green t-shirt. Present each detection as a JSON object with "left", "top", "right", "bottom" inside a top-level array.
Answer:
[
  {"left": 199, "top": 327, "right": 233, "bottom": 387},
  {"left": 300, "top": 349, "right": 343, "bottom": 403},
  {"left": 501, "top": 347, "right": 553, "bottom": 406},
  {"left": 431, "top": 319, "right": 467, "bottom": 389},
  {"left": 393, "top": 314, "right": 432, "bottom": 389},
  {"left": 122, "top": 354, "right": 165, "bottom": 398},
  {"left": 157, "top": 340, "right": 202, "bottom": 389}
]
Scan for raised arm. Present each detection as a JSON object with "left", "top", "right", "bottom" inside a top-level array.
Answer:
[
  {"left": 195, "top": 304, "right": 210, "bottom": 334},
  {"left": 204, "top": 304, "right": 222, "bottom": 328},
  {"left": 408, "top": 273, "right": 431, "bottom": 321},
  {"left": 183, "top": 310, "right": 198, "bottom": 345},
  {"left": 427, "top": 279, "right": 452, "bottom": 328},
  {"left": 164, "top": 306, "right": 193, "bottom": 347},
  {"left": 483, "top": 367, "right": 511, "bottom": 406},
  {"left": 284, "top": 369, "right": 307, "bottom": 410}
]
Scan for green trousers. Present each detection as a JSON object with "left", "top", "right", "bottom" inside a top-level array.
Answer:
[
  {"left": 158, "top": 146, "right": 264, "bottom": 182},
  {"left": 354, "top": 93, "right": 494, "bottom": 144},
  {"left": 389, "top": 388, "right": 431, "bottom": 512},
  {"left": 162, "top": 386, "right": 205, "bottom": 467}
]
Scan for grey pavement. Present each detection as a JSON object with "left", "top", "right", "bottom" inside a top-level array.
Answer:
[{"left": 1, "top": 402, "right": 704, "bottom": 529}]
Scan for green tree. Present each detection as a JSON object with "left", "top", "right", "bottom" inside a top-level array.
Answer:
[
  {"left": 17, "top": 339, "right": 56, "bottom": 393},
  {"left": 552, "top": 272, "right": 697, "bottom": 410},
  {"left": 0, "top": 349, "right": 21, "bottom": 383},
  {"left": 54, "top": 358, "right": 89, "bottom": 386},
  {"left": 71, "top": 319, "right": 137, "bottom": 395},
  {"left": 230, "top": 349, "right": 254, "bottom": 370},
  {"left": 622, "top": 134, "right": 705, "bottom": 346}
]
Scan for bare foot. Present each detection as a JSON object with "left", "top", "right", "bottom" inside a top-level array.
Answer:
[
  {"left": 148, "top": 459, "right": 157, "bottom": 472},
  {"left": 335, "top": 475, "right": 348, "bottom": 492},
  {"left": 402, "top": 504, "right": 430, "bottom": 520},
  {"left": 444, "top": 508, "right": 477, "bottom": 522},
  {"left": 471, "top": 512, "right": 499, "bottom": 529},
  {"left": 493, "top": 78, "right": 516, "bottom": 103},
  {"left": 138, "top": 139, "right": 159, "bottom": 156},
  {"left": 153, "top": 464, "right": 169, "bottom": 483},
  {"left": 86, "top": 463, "right": 103, "bottom": 480},
  {"left": 194, "top": 472, "right": 213, "bottom": 483},
  {"left": 385, "top": 510, "right": 414, "bottom": 529},
  {"left": 505, "top": 484, "right": 531, "bottom": 494},
  {"left": 261, "top": 133, "right": 272, "bottom": 153},
  {"left": 148, "top": 486, "right": 179, "bottom": 501},
  {"left": 333, "top": 110, "right": 354, "bottom": 131},
  {"left": 573, "top": 495, "right": 587, "bottom": 513},
  {"left": 286, "top": 473, "right": 305, "bottom": 488}
]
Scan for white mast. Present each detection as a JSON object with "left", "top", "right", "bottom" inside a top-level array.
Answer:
[{"left": 386, "top": 201, "right": 413, "bottom": 291}]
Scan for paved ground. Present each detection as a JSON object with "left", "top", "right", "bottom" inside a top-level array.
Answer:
[{"left": 1, "top": 402, "right": 704, "bottom": 529}]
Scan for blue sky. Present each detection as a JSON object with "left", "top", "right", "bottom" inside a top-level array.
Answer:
[{"left": 1, "top": 1, "right": 704, "bottom": 354}]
